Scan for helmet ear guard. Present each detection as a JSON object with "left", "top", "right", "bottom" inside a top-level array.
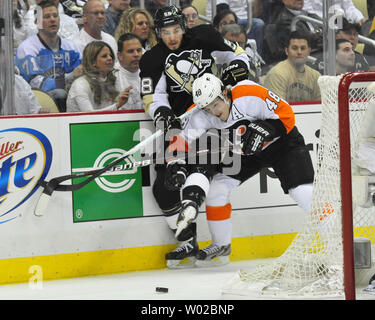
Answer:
[
  {"left": 192, "top": 73, "right": 226, "bottom": 109},
  {"left": 154, "top": 5, "right": 186, "bottom": 38}
]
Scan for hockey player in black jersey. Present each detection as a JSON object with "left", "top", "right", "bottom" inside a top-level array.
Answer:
[{"left": 139, "top": 5, "right": 250, "bottom": 268}]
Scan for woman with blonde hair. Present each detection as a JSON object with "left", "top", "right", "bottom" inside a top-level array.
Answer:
[
  {"left": 114, "top": 7, "right": 157, "bottom": 51},
  {"left": 67, "top": 41, "right": 131, "bottom": 112}
]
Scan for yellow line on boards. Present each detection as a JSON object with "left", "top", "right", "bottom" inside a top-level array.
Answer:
[{"left": 0, "top": 233, "right": 297, "bottom": 285}]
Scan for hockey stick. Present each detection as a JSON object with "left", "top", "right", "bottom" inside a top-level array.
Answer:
[
  {"left": 34, "top": 106, "right": 198, "bottom": 216},
  {"left": 40, "top": 144, "right": 236, "bottom": 193}
]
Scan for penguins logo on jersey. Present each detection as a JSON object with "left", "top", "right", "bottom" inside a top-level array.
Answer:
[{"left": 165, "top": 49, "right": 211, "bottom": 93}]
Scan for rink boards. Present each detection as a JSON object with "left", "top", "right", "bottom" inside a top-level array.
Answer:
[{"left": 0, "top": 104, "right": 321, "bottom": 284}]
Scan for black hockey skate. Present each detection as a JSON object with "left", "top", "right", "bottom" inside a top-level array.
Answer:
[
  {"left": 165, "top": 236, "right": 199, "bottom": 269},
  {"left": 195, "top": 243, "right": 231, "bottom": 267}
]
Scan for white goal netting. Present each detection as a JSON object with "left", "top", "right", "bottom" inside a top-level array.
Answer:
[{"left": 222, "top": 74, "right": 375, "bottom": 298}]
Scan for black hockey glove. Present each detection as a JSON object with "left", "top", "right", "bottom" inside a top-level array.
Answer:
[
  {"left": 164, "top": 159, "right": 188, "bottom": 191},
  {"left": 242, "top": 121, "right": 276, "bottom": 156},
  {"left": 154, "top": 106, "right": 182, "bottom": 131},
  {"left": 221, "top": 60, "right": 249, "bottom": 87}
]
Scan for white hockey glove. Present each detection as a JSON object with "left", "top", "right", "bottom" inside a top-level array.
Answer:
[
  {"left": 242, "top": 121, "right": 275, "bottom": 156},
  {"left": 175, "top": 200, "right": 199, "bottom": 238}
]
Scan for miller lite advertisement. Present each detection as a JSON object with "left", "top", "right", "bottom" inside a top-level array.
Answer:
[{"left": 0, "top": 128, "right": 52, "bottom": 224}]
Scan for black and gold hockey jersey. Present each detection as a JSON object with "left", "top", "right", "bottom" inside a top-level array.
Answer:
[{"left": 139, "top": 24, "right": 248, "bottom": 119}]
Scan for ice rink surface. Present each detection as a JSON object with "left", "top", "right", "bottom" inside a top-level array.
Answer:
[{"left": 0, "top": 258, "right": 374, "bottom": 302}]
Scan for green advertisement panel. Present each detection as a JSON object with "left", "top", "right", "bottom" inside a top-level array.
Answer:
[{"left": 70, "top": 121, "right": 143, "bottom": 222}]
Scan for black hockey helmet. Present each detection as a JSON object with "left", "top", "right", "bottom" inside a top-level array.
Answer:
[{"left": 154, "top": 5, "right": 186, "bottom": 36}]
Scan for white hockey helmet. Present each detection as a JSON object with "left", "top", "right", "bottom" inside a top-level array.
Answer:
[{"left": 192, "top": 73, "right": 225, "bottom": 109}]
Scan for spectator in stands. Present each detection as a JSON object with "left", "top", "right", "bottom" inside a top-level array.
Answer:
[
  {"left": 103, "top": 0, "right": 131, "bottom": 36},
  {"left": 14, "top": 74, "right": 51, "bottom": 114},
  {"left": 221, "top": 23, "right": 264, "bottom": 81},
  {"left": 221, "top": 23, "right": 247, "bottom": 49},
  {"left": 60, "top": 0, "right": 86, "bottom": 20},
  {"left": 303, "top": 0, "right": 367, "bottom": 25},
  {"left": 264, "top": 30, "right": 321, "bottom": 102},
  {"left": 311, "top": 18, "right": 369, "bottom": 73},
  {"left": 13, "top": 0, "right": 34, "bottom": 52},
  {"left": 336, "top": 18, "right": 369, "bottom": 71},
  {"left": 260, "top": 0, "right": 284, "bottom": 24},
  {"left": 15, "top": 0, "right": 82, "bottom": 112},
  {"left": 49, "top": 0, "right": 80, "bottom": 41},
  {"left": 263, "top": 0, "right": 323, "bottom": 65},
  {"left": 67, "top": 41, "right": 129, "bottom": 112},
  {"left": 13, "top": 0, "right": 80, "bottom": 49},
  {"left": 181, "top": 4, "right": 200, "bottom": 29},
  {"left": 145, "top": 0, "right": 167, "bottom": 18},
  {"left": 72, "top": 0, "right": 118, "bottom": 57},
  {"left": 206, "top": 0, "right": 265, "bottom": 56},
  {"left": 114, "top": 7, "right": 157, "bottom": 51},
  {"left": 212, "top": 9, "right": 238, "bottom": 33},
  {"left": 130, "top": 0, "right": 139, "bottom": 7},
  {"left": 115, "top": 33, "right": 144, "bottom": 110},
  {"left": 363, "top": 19, "right": 375, "bottom": 70},
  {"left": 335, "top": 38, "right": 355, "bottom": 75}
]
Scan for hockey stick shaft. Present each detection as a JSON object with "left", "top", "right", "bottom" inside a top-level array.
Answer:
[
  {"left": 34, "top": 106, "right": 198, "bottom": 216},
  {"left": 45, "top": 145, "right": 235, "bottom": 192}
]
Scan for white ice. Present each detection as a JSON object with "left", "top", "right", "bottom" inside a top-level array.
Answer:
[{"left": 0, "top": 259, "right": 373, "bottom": 300}]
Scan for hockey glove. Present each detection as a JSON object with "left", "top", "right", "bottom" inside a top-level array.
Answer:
[
  {"left": 175, "top": 200, "right": 199, "bottom": 239},
  {"left": 242, "top": 121, "right": 275, "bottom": 156},
  {"left": 164, "top": 159, "right": 188, "bottom": 191},
  {"left": 154, "top": 106, "right": 182, "bottom": 131},
  {"left": 221, "top": 60, "right": 249, "bottom": 87}
]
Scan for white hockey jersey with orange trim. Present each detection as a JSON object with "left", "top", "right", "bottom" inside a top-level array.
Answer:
[{"left": 181, "top": 79, "right": 296, "bottom": 148}]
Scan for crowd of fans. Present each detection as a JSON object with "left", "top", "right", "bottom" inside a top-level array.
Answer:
[{"left": 10, "top": 0, "right": 375, "bottom": 114}]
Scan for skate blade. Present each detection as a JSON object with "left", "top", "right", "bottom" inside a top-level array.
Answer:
[
  {"left": 167, "top": 257, "right": 197, "bottom": 269},
  {"left": 195, "top": 256, "right": 230, "bottom": 268}
]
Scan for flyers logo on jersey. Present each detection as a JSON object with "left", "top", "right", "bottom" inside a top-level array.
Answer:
[
  {"left": 0, "top": 128, "right": 52, "bottom": 224},
  {"left": 165, "top": 50, "right": 211, "bottom": 93},
  {"left": 236, "top": 124, "right": 247, "bottom": 137}
]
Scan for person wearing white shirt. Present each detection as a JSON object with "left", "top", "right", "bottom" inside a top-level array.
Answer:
[
  {"left": 205, "top": 0, "right": 265, "bottom": 56},
  {"left": 67, "top": 41, "right": 129, "bottom": 112},
  {"left": 72, "top": 0, "right": 118, "bottom": 58},
  {"left": 115, "top": 33, "right": 144, "bottom": 110},
  {"left": 14, "top": 74, "right": 42, "bottom": 114},
  {"left": 303, "top": 0, "right": 367, "bottom": 25}
]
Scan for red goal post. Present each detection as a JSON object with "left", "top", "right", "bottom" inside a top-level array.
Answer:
[{"left": 338, "top": 72, "right": 375, "bottom": 300}]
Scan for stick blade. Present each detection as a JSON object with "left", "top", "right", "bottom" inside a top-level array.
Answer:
[{"left": 34, "top": 193, "right": 51, "bottom": 217}]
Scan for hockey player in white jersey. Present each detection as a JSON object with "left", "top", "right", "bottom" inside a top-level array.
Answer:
[{"left": 168, "top": 73, "right": 315, "bottom": 266}]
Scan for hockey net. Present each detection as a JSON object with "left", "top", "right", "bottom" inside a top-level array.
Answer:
[{"left": 222, "top": 73, "right": 375, "bottom": 299}]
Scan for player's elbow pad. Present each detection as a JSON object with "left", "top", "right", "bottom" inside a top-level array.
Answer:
[{"left": 263, "top": 119, "right": 287, "bottom": 139}]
